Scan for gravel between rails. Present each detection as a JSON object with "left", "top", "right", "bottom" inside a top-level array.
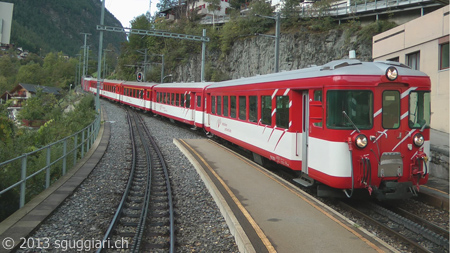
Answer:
[{"left": 20, "top": 100, "right": 238, "bottom": 252}]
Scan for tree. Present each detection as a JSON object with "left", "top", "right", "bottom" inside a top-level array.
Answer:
[
  {"left": 17, "top": 89, "right": 58, "bottom": 121},
  {"left": 16, "top": 62, "right": 45, "bottom": 85}
]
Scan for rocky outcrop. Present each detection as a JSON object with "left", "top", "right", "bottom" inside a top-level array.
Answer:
[{"left": 174, "top": 28, "right": 372, "bottom": 82}]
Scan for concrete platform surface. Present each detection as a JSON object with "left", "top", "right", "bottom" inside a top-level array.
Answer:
[{"left": 176, "top": 139, "right": 397, "bottom": 253}]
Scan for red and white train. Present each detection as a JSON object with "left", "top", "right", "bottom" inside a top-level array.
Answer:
[{"left": 83, "top": 59, "right": 431, "bottom": 200}]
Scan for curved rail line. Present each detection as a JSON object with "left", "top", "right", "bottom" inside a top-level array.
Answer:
[{"left": 97, "top": 109, "right": 174, "bottom": 252}]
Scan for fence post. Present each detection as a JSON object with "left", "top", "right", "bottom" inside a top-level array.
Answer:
[
  {"left": 20, "top": 156, "right": 27, "bottom": 208},
  {"left": 46, "top": 147, "right": 51, "bottom": 189},
  {"left": 63, "top": 139, "right": 67, "bottom": 175},
  {"left": 74, "top": 134, "right": 78, "bottom": 166},
  {"left": 81, "top": 131, "right": 85, "bottom": 158},
  {"left": 87, "top": 127, "right": 90, "bottom": 151}
]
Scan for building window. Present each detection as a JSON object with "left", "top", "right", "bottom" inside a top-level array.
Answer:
[
  {"left": 440, "top": 42, "right": 449, "bottom": 70},
  {"left": 406, "top": 51, "right": 420, "bottom": 70},
  {"left": 387, "top": 57, "right": 399, "bottom": 62}
]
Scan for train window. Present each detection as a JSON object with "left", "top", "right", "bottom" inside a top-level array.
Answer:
[
  {"left": 171, "top": 93, "right": 175, "bottom": 105},
  {"left": 176, "top": 94, "right": 179, "bottom": 106},
  {"left": 249, "top": 96, "right": 257, "bottom": 122},
  {"left": 217, "top": 96, "right": 222, "bottom": 115},
  {"left": 313, "top": 90, "right": 323, "bottom": 127},
  {"left": 276, "top": 96, "right": 289, "bottom": 129},
  {"left": 382, "top": 91, "right": 400, "bottom": 129},
  {"left": 212, "top": 96, "right": 216, "bottom": 114},
  {"left": 261, "top": 96, "right": 272, "bottom": 125},
  {"left": 230, "top": 96, "right": 236, "bottom": 118},
  {"left": 409, "top": 91, "right": 430, "bottom": 129},
  {"left": 327, "top": 90, "right": 373, "bottom": 130},
  {"left": 197, "top": 95, "right": 201, "bottom": 108},
  {"left": 239, "top": 96, "right": 246, "bottom": 120},
  {"left": 147, "top": 91, "right": 150, "bottom": 99},
  {"left": 223, "top": 96, "right": 229, "bottom": 117},
  {"left": 181, "top": 94, "right": 185, "bottom": 107},
  {"left": 186, "top": 94, "right": 191, "bottom": 108}
]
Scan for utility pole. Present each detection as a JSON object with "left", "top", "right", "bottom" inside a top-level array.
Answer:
[
  {"left": 96, "top": 0, "right": 105, "bottom": 114},
  {"left": 254, "top": 12, "right": 280, "bottom": 73},
  {"left": 80, "top": 33, "right": 91, "bottom": 78},
  {"left": 201, "top": 29, "right": 206, "bottom": 82},
  {"left": 103, "top": 49, "right": 112, "bottom": 78}
]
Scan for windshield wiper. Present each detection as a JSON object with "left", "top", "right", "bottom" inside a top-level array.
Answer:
[{"left": 342, "top": 111, "right": 360, "bottom": 133}]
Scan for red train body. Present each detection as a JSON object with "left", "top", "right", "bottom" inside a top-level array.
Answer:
[{"left": 83, "top": 59, "right": 431, "bottom": 200}]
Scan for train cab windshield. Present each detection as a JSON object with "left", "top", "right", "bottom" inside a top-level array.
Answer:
[
  {"left": 326, "top": 90, "right": 373, "bottom": 130},
  {"left": 409, "top": 91, "right": 431, "bottom": 129}
]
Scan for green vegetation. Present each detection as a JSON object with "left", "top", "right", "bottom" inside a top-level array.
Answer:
[
  {"left": 2, "top": 0, "right": 125, "bottom": 57},
  {"left": 0, "top": 51, "right": 79, "bottom": 95},
  {"left": 0, "top": 91, "right": 97, "bottom": 221}
]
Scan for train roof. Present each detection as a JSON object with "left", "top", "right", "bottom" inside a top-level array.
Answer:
[
  {"left": 154, "top": 82, "right": 213, "bottom": 89},
  {"left": 121, "top": 81, "right": 157, "bottom": 87},
  {"left": 207, "top": 59, "right": 429, "bottom": 89}
]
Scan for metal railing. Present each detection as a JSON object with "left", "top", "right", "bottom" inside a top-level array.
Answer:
[
  {"left": 0, "top": 114, "right": 101, "bottom": 210},
  {"left": 298, "top": 0, "right": 440, "bottom": 18}
]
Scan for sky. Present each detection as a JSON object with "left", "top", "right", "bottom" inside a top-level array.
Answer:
[{"left": 105, "top": 0, "right": 159, "bottom": 28}]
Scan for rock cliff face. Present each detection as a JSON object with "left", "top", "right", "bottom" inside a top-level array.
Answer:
[{"left": 174, "top": 28, "right": 373, "bottom": 82}]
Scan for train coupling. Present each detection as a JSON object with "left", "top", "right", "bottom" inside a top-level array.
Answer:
[{"left": 372, "top": 181, "right": 416, "bottom": 201}]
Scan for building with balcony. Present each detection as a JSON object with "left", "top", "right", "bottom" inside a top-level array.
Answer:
[{"left": 0, "top": 83, "right": 61, "bottom": 122}]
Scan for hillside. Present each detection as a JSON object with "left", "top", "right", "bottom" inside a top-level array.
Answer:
[{"left": 2, "top": 0, "right": 126, "bottom": 56}]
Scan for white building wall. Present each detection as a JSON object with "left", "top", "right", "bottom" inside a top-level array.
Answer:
[{"left": 372, "top": 5, "right": 449, "bottom": 133}]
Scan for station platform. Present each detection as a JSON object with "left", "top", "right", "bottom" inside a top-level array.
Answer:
[{"left": 175, "top": 139, "right": 397, "bottom": 253}]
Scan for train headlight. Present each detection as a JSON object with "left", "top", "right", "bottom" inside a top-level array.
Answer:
[
  {"left": 386, "top": 67, "right": 398, "bottom": 81},
  {"left": 355, "top": 134, "right": 368, "bottom": 149},
  {"left": 413, "top": 133, "right": 424, "bottom": 147}
]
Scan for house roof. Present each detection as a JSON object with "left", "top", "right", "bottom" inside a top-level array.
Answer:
[
  {"left": 11, "top": 83, "right": 62, "bottom": 95},
  {"left": 0, "top": 91, "right": 12, "bottom": 101}
]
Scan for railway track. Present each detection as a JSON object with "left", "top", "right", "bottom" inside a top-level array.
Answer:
[
  {"left": 97, "top": 109, "right": 175, "bottom": 252},
  {"left": 338, "top": 200, "right": 449, "bottom": 253}
]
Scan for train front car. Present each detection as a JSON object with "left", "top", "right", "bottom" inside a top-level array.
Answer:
[{"left": 313, "top": 60, "right": 431, "bottom": 200}]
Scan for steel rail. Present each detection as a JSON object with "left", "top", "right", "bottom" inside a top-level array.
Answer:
[
  {"left": 97, "top": 111, "right": 137, "bottom": 252},
  {"left": 97, "top": 110, "right": 153, "bottom": 252},
  {"left": 338, "top": 201, "right": 431, "bottom": 253},
  {"left": 137, "top": 113, "right": 175, "bottom": 253}
]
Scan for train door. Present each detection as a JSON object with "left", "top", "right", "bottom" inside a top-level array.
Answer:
[
  {"left": 302, "top": 91, "right": 309, "bottom": 174},
  {"left": 375, "top": 87, "right": 406, "bottom": 178},
  {"left": 194, "top": 93, "right": 203, "bottom": 127}
]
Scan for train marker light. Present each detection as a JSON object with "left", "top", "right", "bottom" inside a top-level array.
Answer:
[
  {"left": 355, "top": 134, "right": 368, "bottom": 149},
  {"left": 386, "top": 67, "right": 398, "bottom": 81},
  {"left": 413, "top": 133, "right": 424, "bottom": 147}
]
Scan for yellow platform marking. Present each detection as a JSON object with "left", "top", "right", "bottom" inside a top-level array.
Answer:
[
  {"left": 207, "top": 139, "right": 385, "bottom": 253},
  {"left": 179, "top": 139, "right": 276, "bottom": 253},
  {"left": 422, "top": 185, "right": 449, "bottom": 195}
]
